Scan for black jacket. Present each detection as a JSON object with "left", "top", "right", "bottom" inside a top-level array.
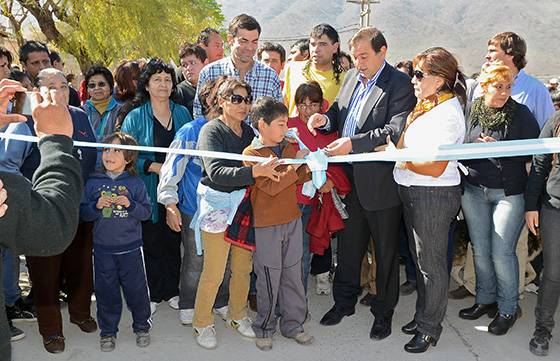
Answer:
[
  {"left": 464, "top": 100, "right": 540, "bottom": 196},
  {"left": 0, "top": 135, "right": 82, "bottom": 361},
  {"left": 322, "top": 64, "right": 416, "bottom": 211},
  {"left": 525, "top": 111, "right": 560, "bottom": 211}
]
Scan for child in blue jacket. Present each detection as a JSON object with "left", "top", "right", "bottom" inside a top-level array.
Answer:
[{"left": 81, "top": 132, "right": 152, "bottom": 352}]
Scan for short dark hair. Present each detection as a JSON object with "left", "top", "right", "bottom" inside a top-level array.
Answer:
[
  {"left": 250, "top": 96, "right": 288, "bottom": 129},
  {"left": 257, "top": 42, "right": 286, "bottom": 63},
  {"left": 228, "top": 14, "right": 261, "bottom": 37},
  {"left": 0, "top": 46, "right": 13, "bottom": 64},
  {"left": 291, "top": 39, "right": 309, "bottom": 53},
  {"left": 197, "top": 27, "right": 221, "bottom": 47},
  {"left": 395, "top": 60, "right": 413, "bottom": 78},
  {"left": 349, "top": 27, "right": 387, "bottom": 53},
  {"left": 19, "top": 40, "right": 50, "bottom": 64},
  {"left": 179, "top": 43, "right": 207, "bottom": 63},
  {"left": 294, "top": 81, "right": 323, "bottom": 105},
  {"left": 133, "top": 58, "right": 177, "bottom": 106},
  {"left": 489, "top": 31, "right": 527, "bottom": 70},
  {"left": 9, "top": 69, "right": 29, "bottom": 83},
  {"left": 215, "top": 77, "right": 252, "bottom": 115},
  {"left": 85, "top": 65, "right": 115, "bottom": 91},
  {"left": 103, "top": 132, "right": 139, "bottom": 175},
  {"left": 49, "top": 51, "right": 62, "bottom": 64},
  {"left": 66, "top": 73, "right": 75, "bottom": 83}
]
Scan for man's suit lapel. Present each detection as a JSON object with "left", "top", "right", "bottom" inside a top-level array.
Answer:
[
  {"left": 356, "top": 65, "right": 390, "bottom": 130},
  {"left": 338, "top": 73, "right": 359, "bottom": 133}
]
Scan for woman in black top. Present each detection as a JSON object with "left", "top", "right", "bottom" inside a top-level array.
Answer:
[
  {"left": 525, "top": 110, "right": 560, "bottom": 356},
  {"left": 459, "top": 61, "right": 540, "bottom": 335}
]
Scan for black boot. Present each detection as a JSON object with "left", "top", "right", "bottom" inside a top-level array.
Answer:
[
  {"left": 401, "top": 320, "right": 417, "bottom": 335},
  {"left": 459, "top": 302, "right": 498, "bottom": 320},
  {"left": 404, "top": 332, "right": 437, "bottom": 353},
  {"left": 529, "top": 326, "right": 552, "bottom": 356},
  {"left": 488, "top": 306, "right": 522, "bottom": 335},
  {"left": 369, "top": 313, "right": 392, "bottom": 340}
]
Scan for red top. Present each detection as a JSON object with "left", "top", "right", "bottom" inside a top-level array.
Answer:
[{"left": 287, "top": 116, "right": 340, "bottom": 205}]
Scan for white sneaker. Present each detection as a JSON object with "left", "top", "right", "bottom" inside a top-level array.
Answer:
[
  {"left": 213, "top": 305, "right": 229, "bottom": 321},
  {"left": 167, "top": 296, "right": 180, "bottom": 310},
  {"left": 194, "top": 325, "right": 218, "bottom": 350},
  {"left": 228, "top": 317, "right": 256, "bottom": 338},
  {"left": 316, "top": 272, "right": 331, "bottom": 295},
  {"left": 150, "top": 302, "right": 160, "bottom": 316},
  {"left": 179, "top": 309, "right": 194, "bottom": 325}
]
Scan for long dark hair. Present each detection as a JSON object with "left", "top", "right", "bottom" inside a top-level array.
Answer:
[
  {"left": 304, "top": 24, "right": 343, "bottom": 85},
  {"left": 132, "top": 58, "right": 177, "bottom": 107}
]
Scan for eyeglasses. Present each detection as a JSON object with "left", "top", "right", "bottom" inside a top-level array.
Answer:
[
  {"left": 228, "top": 94, "right": 253, "bottom": 105},
  {"left": 297, "top": 102, "right": 321, "bottom": 110},
  {"left": 87, "top": 81, "right": 108, "bottom": 89},
  {"left": 412, "top": 70, "right": 427, "bottom": 80}
]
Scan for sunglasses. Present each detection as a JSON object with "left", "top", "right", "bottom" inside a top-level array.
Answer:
[
  {"left": 87, "top": 81, "right": 108, "bottom": 89},
  {"left": 228, "top": 94, "right": 253, "bottom": 105},
  {"left": 412, "top": 70, "right": 428, "bottom": 80}
]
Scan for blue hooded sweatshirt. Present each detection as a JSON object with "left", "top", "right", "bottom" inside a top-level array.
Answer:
[{"left": 81, "top": 171, "right": 152, "bottom": 254}]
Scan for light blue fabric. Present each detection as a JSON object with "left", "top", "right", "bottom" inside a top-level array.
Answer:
[
  {"left": 0, "top": 122, "right": 33, "bottom": 175},
  {"left": 189, "top": 183, "right": 246, "bottom": 255}
]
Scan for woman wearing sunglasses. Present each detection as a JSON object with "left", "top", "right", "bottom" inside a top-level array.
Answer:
[
  {"left": 121, "top": 58, "right": 192, "bottom": 315},
  {"left": 191, "top": 78, "right": 280, "bottom": 349},
  {"left": 378, "top": 47, "right": 467, "bottom": 353},
  {"left": 458, "top": 61, "right": 539, "bottom": 334}
]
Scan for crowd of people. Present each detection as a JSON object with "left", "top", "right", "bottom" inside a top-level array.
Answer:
[{"left": 0, "top": 11, "right": 559, "bottom": 359}]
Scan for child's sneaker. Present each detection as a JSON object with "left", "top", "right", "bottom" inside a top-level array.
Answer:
[
  {"left": 100, "top": 336, "right": 116, "bottom": 352},
  {"left": 167, "top": 296, "right": 180, "bottom": 310},
  {"left": 194, "top": 325, "right": 218, "bottom": 349},
  {"left": 179, "top": 309, "right": 194, "bottom": 325},
  {"left": 135, "top": 331, "right": 150, "bottom": 348},
  {"left": 292, "top": 331, "right": 314, "bottom": 345},
  {"left": 9, "top": 319, "right": 25, "bottom": 342},
  {"left": 213, "top": 305, "right": 229, "bottom": 321},
  {"left": 316, "top": 272, "right": 331, "bottom": 295},
  {"left": 150, "top": 302, "right": 160, "bottom": 316},
  {"left": 228, "top": 317, "right": 256, "bottom": 338},
  {"left": 255, "top": 337, "right": 273, "bottom": 351}
]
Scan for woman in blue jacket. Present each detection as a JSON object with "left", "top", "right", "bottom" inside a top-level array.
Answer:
[{"left": 121, "top": 58, "right": 192, "bottom": 314}]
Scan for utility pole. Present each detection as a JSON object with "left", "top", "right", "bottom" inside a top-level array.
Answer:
[{"left": 346, "top": 0, "right": 381, "bottom": 28}]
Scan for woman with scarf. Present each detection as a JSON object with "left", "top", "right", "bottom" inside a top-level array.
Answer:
[
  {"left": 458, "top": 61, "right": 540, "bottom": 335},
  {"left": 378, "top": 47, "right": 467, "bottom": 353}
]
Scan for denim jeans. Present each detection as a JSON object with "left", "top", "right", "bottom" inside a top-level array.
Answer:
[
  {"left": 2, "top": 248, "right": 21, "bottom": 306},
  {"left": 535, "top": 205, "right": 560, "bottom": 332},
  {"left": 461, "top": 182, "right": 524, "bottom": 315},
  {"left": 399, "top": 185, "right": 461, "bottom": 340}
]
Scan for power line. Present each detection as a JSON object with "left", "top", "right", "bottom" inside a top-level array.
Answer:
[{"left": 260, "top": 23, "right": 360, "bottom": 42}]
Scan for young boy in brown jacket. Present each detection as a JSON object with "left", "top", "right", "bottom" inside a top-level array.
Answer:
[{"left": 242, "top": 97, "right": 314, "bottom": 351}]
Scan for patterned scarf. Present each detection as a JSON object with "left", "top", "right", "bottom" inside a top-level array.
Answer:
[
  {"left": 469, "top": 96, "right": 516, "bottom": 132},
  {"left": 397, "top": 92, "right": 454, "bottom": 149}
]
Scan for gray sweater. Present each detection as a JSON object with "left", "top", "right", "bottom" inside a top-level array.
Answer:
[
  {"left": 0, "top": 135, "right": 82, "bottom": 361},
  {"left": 197, "top": 119, "right": 255, "bottom": 193}
]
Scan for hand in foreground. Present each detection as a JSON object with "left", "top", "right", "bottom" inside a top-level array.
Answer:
[
  {"left": 525, "top": 211, "right": 539, "bottom": 236},
  {"left": 0, "top": 79, "right": 27, "bottom": 127},
  {"left": 0, "top": 179, "right": 7, "bottom": 217},
  {"left": 325, "top": 137, "right": 352, "bottom": 156},
  {"left": 307, "top": 113, "right": 327, "bottom": 136},
  {"left": 374, "top": 135, "right": 397, "bottom": 152},
  {"left": 253, "top": 156, "right": 280, "bottom": 182},
  {"left": 32, "top": 89, "right": 73, "bottom": 138},
  {"left": 166, "top": 204, "right": 182, "bottom": 232}
]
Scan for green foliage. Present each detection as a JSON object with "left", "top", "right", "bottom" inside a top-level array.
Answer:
[{"left": 4, "top": 0, "right": 224, "bottom": 71}]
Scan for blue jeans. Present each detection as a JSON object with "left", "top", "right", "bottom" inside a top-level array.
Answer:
[
  {"left": 300, "top": 204, "right": 312, "bottom": 292},
  {"left": 461, "top": 183, "right": 524, "bottom": 315},
  {"left": 2, "top": 248, "right": 21, "bottom": 306}
]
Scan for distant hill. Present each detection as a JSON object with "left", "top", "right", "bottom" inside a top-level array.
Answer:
[{"left": 217, "top": 0, "right": 559, "bottom": 78}]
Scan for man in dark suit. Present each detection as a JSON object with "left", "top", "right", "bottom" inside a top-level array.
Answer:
[{"left": 308, "top": 27, "right": 415, "bottom": 340}]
